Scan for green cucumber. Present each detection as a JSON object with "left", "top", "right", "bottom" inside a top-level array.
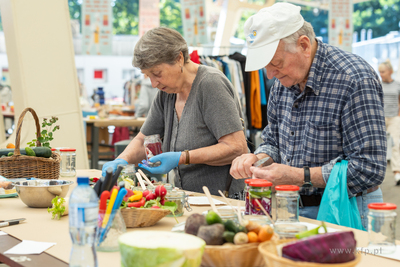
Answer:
[
  {"left": 0, "top": 147, "right": 52, "bottom": 158},
  {"left": 223, "top": 220, "right": 238, "bottom": 233}
]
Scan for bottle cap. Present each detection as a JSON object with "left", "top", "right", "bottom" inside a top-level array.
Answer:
[
  {"left": 368, "top": 203, "right": 397, "bottom": 210},
  {"left": 77, "top": 177, "right": 89, "bottom": 185},
  {"left": 60, "top": 148, "right": 76, "bottom": 152},
  {"left": 249, "top": 180, "right": 273, "bottom": 187},
  {"left": 275, "top": 185, "right": 300, "bottom": 191}
]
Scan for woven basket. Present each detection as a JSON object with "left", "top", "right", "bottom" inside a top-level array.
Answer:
[
  {"left": 120, "top": 208, "right": 170, "bottom": 228},
  {"left": 258, "top": 239, "right": 362, "bottom": 267},
  {"left": 201, "top": 242, "right": 266, "bottom": 267},
  {"left": 0, "top": 107, "right": 61, "bottom": 179}
]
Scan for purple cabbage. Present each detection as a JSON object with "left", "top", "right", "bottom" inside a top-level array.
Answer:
[
  {"left": 282, "top": 231, "right": 356, "bottom": 263},
  {"left": 249, "top": 197, "right": 271, "bottom": 215}
]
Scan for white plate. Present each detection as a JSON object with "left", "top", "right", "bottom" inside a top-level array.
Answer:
[{"left": 188, "top": 196, "right": 226, "bottom": 206}]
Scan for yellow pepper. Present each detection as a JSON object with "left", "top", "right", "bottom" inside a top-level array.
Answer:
[{"left": 129, "top": 191, "right": 143, "bottom": 202}]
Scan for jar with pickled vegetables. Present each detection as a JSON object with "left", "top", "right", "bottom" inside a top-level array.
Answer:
[
  {"left": 248, "top": 180, "right": 272, "bottom": 216},
  {"left": 143, "top": 134, "right": 162, "bottom": 166},
  {"left": 164, "top": 190, "right": 191, "bottom": 217}
]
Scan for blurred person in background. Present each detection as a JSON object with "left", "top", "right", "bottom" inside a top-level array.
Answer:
[
  {"left": 378, "top": 60, "right": 400, "bottom": 185},
  {"left": 102, "top": 27, "right": 247, "bottom": 197},
  {"left": 134, "top": 75, "right": 158, "bottom": 118}
]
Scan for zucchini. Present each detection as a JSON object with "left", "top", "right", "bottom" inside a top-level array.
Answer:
[{"left": 0, "top": 147, "right": 52, "bottom": 158}]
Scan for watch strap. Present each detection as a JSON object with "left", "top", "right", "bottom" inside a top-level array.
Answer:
[{"left": 303, "top": 166, "right": 312, "bottom": 187}]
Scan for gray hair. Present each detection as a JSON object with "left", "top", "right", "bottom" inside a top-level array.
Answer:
[
  {"left": 281, "top": 21, "right": 316, "bottom": 53},
  {"left": 133, "top": 27, "right": 189, "bottom": 69}
]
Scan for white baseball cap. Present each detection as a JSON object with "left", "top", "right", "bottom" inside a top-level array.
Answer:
[{"left": 244, "top": 3, "right": 304, "bottom": 72}]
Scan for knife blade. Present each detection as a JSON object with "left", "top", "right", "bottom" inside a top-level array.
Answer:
[{"left": 253, "top": 157, "right": 272, "bottom": 168}]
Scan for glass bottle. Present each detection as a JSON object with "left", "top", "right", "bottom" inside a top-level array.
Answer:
[
  {"left": 367, "top": 202, "right": 397, "bottom": 254},
  {"left": 248, "top": 180, "right": 272, "bottom": 216},
  {"left": 60, "top": 148, "right": 76, "bottom": 177},
  {"left": 275, "top": 185, "right": 300, "bottom": 223}
]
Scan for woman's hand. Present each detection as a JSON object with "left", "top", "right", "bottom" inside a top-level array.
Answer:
[{"left": 138, "top": 152, "right": 182, "bottom": 174}]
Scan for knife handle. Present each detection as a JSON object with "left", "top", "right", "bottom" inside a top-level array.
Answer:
[{"left": 0, "top": 222, "right": 9, "bottom": 228}]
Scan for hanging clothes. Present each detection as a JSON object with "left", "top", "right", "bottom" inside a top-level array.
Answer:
[{"left": 250, "top": 71, "right": 262, "bottom": 129}]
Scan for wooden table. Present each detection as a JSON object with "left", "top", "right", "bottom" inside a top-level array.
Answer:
[
  {"left": 0, "top": 170, "right": 399, "bottom": 266},
  {"left": 83, "top": 117, "right": 146, "bottom": 169}
]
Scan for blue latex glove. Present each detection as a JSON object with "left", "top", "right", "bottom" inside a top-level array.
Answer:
[
  {"left": 101, "top": 158, "right": 128, "bottom": 177},
  {"left": 138, "top": 152, "right": 182, "bottom": 174}
]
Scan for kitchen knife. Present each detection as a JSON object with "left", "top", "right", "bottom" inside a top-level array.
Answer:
[
  {"left": 0, "top": 218, "right": 26, "bottom": 223},
  {"left": 93, "top": 176, "right": 104, "bottom": 197},
  {"left": 108, "top": 165, "right": 124, "bottom": 192},
  {"left": 0, "top": 218, "right": 26, "bottom": 228},
  {"left": 101, "top": 167, "right": 114, "bottom": 194},
  {"left": 253, "top": 157, "right": 273, "bottom": 168}
]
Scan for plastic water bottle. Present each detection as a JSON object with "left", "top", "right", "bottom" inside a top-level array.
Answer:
[{"left": 69, "top": 177, "right": 99, "bottom": 267}]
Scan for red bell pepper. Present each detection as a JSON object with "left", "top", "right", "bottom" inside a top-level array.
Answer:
[{"left": 127, "top": 197, "right": 146, "bottom": 208}]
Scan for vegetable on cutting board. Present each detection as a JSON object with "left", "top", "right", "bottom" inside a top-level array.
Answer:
[
  {"left": 119, "top": 231, "right": 206, "bottom": 267},
  {"left": 47, "top": 196, "right": 69, "bottom": 220},
  {"left": 281, "top": 231, "right": 357, "bottom": 263}
]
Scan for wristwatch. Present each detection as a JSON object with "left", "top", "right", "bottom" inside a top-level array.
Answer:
[{"left": 303, "top": 166, "right": 313, "bottom": 188}]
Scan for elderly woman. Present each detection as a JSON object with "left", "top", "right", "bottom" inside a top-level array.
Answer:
[{"left": 102, "top": 27, "right": 248, "bottom": 196}]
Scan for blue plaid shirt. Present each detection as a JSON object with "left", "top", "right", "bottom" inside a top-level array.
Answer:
[{"left": 255, "top": 39, "right": 387, "bottom": 197}]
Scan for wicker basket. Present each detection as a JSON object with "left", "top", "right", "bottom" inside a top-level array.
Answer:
[
  {"left": 0, "top": 107, "right": 61, "bottom": 179},
  {"left": 201, "top": 242, "right": 267, "bottom": 267},
  {"left": 258, "top": 239, "right": 362, "bottom": 267},
  {"left": 120, "top": 208, "right": 170, "bottom": 228}
]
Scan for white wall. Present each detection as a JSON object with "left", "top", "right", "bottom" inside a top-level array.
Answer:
[{"left": 75, "top": 55, "right": 137, "bottom": 100}]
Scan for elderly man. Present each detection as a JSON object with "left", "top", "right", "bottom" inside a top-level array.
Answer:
[{"left": 230, "top": 2, "right": 386, "bottom": 228}]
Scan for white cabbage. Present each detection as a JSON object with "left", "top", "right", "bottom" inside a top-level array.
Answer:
[{"left": 119, "top": 231, "right": 205, "bottom": 267}]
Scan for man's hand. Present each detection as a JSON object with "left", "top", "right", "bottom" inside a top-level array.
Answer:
[
  {"left": 230, "top": 153, "right": 260, "bottom": 179},
  {"left": 250, "top": 163, "right": 302, "bottom": 186}
]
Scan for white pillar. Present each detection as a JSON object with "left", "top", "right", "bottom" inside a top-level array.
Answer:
[{"left": 0, "top": 0, "right": 89, "bottom": 169}]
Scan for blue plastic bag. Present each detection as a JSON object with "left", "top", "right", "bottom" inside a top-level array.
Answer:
[{"left": 316, "top": 160, "right": 365, "bottom": 231}]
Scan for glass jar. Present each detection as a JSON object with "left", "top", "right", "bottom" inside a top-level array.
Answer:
[
  {"left": 96, "top": 209, "right": 126, "bottom": 252},
  {"left": 367, "top": 202, "right": 397, "bottom": 254},
  {"left": 208, "top": 208, "right": 239, "bottom": 224},
  {"left": 273, "top": 223, "right": 307, "bottom": 239},
  {"left": 244, "top": 179, "right": 256, "bottom": 215},
  {"left": 275, "top": 185, "right": 300, "bottom": 223},
  {"left": 143, "top": 134, "right": 162, "bottom": 166},
  {"left": 118, "top": 164, "right": 136, "bottom": 189},
  {"left": 248, "top": 180, "right": 272, "bottom": 216},
  {"left": 165, "top": 190, "right": 191, "bottom": 217},
  {"left": 243, "top": 215, "right": 273, "bottom": 226},
  {"left": 59, "top": 148, "right": 76, "bottom": 177}
]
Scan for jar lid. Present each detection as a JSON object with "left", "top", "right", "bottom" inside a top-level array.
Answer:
[
  {"left": 249, "top": 180, "right": 272, "bottom": 187},
  {"left": 245, "top": 178, "right": 262, "bottom": 184},
  {"left": 368, "top": 203, "right": 397, "bottom": 210},
  {"left": 59, "top": 148, "right": 76, "bottom": 152},
  {"left": 275, "top": 185, "right": 300, "bottom": 191}
]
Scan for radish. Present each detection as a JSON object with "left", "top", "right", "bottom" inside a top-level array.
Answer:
[
  {"left": 142, "top": 189, "right": 151, "bottom": 198},
  {"left": 155, "top": 185, "right": 167, "bottom": 198},
  {"left": 145, "top": 192, "right": 156, "bottom": 201}
]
